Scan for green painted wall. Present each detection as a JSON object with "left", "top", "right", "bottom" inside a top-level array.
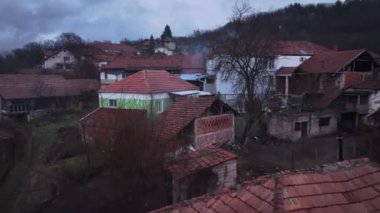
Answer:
[{"left": 99, "top": 96, "right": 172, "bottom": 115}]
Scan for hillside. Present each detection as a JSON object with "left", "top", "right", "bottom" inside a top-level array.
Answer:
[{"left": 187, "top": 0, "right": 380, "bottom": 53}]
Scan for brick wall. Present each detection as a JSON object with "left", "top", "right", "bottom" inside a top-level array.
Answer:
[{"left": 194, "top": 114, "right": 234, "bottom": 150}]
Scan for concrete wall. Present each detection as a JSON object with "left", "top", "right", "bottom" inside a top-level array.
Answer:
[
  {"left": 172, "top": 159, "right": 237, "bottom": 203},
  {"left": 268, "top": 112, "right": 338, "bottom": 142},
  {"left": 211, "top": 159, "right": 237, "bottom": 189}
]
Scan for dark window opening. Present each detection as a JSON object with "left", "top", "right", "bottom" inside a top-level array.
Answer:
[
  {"left": 360, "top": 95, "right": 369, "bottom": 105},
  {"left": 109, "top": 99, "right": 117, "bottom": 107},
  {"left": 295, "top": 122, "right": 301, "bottom": 131},
  {"left": 319, "top": 117, "right": 331, "bottom": 127}
]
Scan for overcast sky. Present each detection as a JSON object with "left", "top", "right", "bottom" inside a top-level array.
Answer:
[{"left": 0, "top": 0, "right": 336, "bottom": 52}]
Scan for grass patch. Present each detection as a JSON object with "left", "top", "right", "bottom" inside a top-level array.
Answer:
[{"left": 31, "top": 113, "right": 81, "bottom": 163}]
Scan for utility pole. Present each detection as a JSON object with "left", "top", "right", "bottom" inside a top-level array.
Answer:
[{"left": 337, "top": 132, "right": 344, "bottom": 161}]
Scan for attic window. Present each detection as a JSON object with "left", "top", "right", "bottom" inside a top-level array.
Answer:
[
  {"left": 109, "top": 99, "right": 117, "bottom": 107},
  {"left": 64, "top": 56, "right": 70, "bottom": 61}
]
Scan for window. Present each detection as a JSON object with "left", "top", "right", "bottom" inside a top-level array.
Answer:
[
  {"left": 157, "top": 100, "right": 164, "bottom": 113},
  {"left": 295, "top": 122, "right": 301, "bottom": 131},
  {"left": 268, "top": 57, "right": 275, "bottom": 69},
  {"left": 319, "top": 117, "right": 330, "bottom": 127},
  {"left": 64, "top": 56, "right": 70, "bottom": 61},
  {"left": 65, "top": 64, "right": 72, "bottom": 69},
  {"left": 360, "top": 95, "right": 369, "bottom": 105},
  {"left": 109, "top": 99, "right": 117, "bottom": 107}
]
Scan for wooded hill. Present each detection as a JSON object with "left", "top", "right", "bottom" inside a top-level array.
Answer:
[{"left": 184, "top": 0, "right": 380, "bottom": 53}]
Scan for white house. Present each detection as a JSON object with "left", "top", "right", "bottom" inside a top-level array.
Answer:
[
  {"left": 43, "top": 50, "right": 78, "bottom": 71},
  {"left": 204, "top": 41, "right": 332, "bottom": 110}
]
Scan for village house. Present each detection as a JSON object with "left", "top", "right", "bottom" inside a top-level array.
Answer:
[
  {"left": 152, "top": 158, "right": 380, "bottom": 212},
  {"left": 271, "top": 49, "right": 380, "bottom": 141},
  {"left": 81, "top": 41, "right": 138, "bottom": 68},
  {"left": 99, "top": 54, "right": 206, "bottom": 88},
  {"left": 0, "top": 74, "right": 99, "bottom": 121},
  {"left": 43, "top": 50, "right": 78, "bottom": 71},
  {"left": 204, "top": 40, "right": 332, "bottom": 110},
  {"left": 98, "top": 69, "right": 207, "bottom": 115}
]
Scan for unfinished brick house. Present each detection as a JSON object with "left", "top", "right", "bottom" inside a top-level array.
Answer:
[
  {"left": 271, "top": 49, "right": 380, "bottom": 141},
  {"left": 80, "top": 95, "right": 238, "bottom": 203},
  {"left": 152, "top": 158, "right": 380, "bottom": 212}
]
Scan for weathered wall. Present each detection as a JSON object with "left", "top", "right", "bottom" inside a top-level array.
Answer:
[
  {"left": 194, "top": 114, "right": 234, "bottom": 150},
  {"left": 172, "top": 159, "right": 237, "bottom": 203},
  {"left": 211, "top": 159, "right": 237, "bottom": 189},
  {"left": 268, "top": 112, "right": 338, "bottom": 142}
]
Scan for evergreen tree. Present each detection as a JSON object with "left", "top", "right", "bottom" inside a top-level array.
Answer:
[
  {"left": 148, "top": 35, "right": 155, "bottom": 55},
  {"left": 161, "top": 25, "right": 172, "bottom": 40}
]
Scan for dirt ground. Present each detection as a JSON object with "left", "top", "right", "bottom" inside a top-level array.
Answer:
[{"left": 237, "top": 130, "right": 380, "bottom": 178}]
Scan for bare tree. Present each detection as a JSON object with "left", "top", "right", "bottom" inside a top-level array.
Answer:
[
  {"left": 210, "top": 1, "right": 275, "bottom": 142},
  {"left": 81, "top": 111, "right": 177, "bottom": 211}
]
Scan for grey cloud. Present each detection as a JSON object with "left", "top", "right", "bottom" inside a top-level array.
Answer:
[{"left": 0, "top": 0, "right": 336, "bottom": 52}]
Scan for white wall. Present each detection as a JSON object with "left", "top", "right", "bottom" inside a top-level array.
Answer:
[
  {"left": 100, "top": 71, "right": 125, "bottom": 82},
  {"left": 205, "top": 55, "right": 309, "bottom": 99},
  {"left": 369, "top": 91, "right": 380, "bottom": 114},
  {"left": 43, "top": 50, "right": 78, "bottom": 70}
]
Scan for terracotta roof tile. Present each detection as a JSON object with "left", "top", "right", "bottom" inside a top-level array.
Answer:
[
  {"left": 90, "top": 42, "right": 137, "bottom": 55},
  {"left": 102, "top": 54, "right": 205, "bottom": 74},
  {"left": 99, "top": 70, "right": 199, "bottom": 94},
  {"left": 297, "top": 49, "right": 367, "bottom": 74},
  {"left": 152, "top": 158, "right": 380, "bottom": 213},
  {"left": 167, "top": 145, "right": 236, "bottom": 180},
  {"left": 0, "top": 74, "right": 99, "bottom": 99},
  {"left": 155, "top": 96, "right": 216, "bottom": 142},
  {"left": 273, "top": 41, "right": 331, "bottom": 56}
]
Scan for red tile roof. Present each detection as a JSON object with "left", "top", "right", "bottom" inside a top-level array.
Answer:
[
  {"left": 80, "top": 108, "right": 147, "bottom": 143},
  {"left": 297, "top": 49, "right": 367, "bottom": 74},
  {"left": 317, "top": 87, "right": 342, "bottom": 109},
  {"left": 155, "top": 96, "right": 216, "bottom": 142},
  {"left": 0, "top": 74, "right": 99, "bottom": 99},
  {"left": 99, "top": 70, "right": 199, "bottom": 94},
  {"left": 43, "top": 49, "right": 58, "bottom": 59},
  {"left": 153, "top": 158, "right": 380, "bottom": 212},
  {"left": 168, "top": 145, "right": 237, "bottom": 180},
  {"left": 273, "top": 40, "right": 332, "bottom": 56},
  {"left": 276, "top": 67, "right": 297, "bottom": 75},
  {"left": 91, "top": 42, "right": 137, "bottom": 55},
  {"left": 102, "top": 54, "right": 205, "bottom": 74}
]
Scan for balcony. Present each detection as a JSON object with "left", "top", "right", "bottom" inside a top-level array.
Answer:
[{"left": 344, "top": 103, "right": 369, "bottom": 113}]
